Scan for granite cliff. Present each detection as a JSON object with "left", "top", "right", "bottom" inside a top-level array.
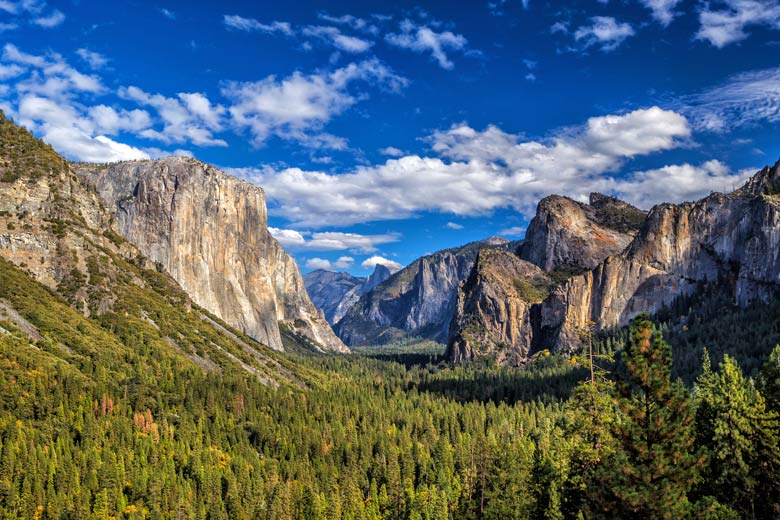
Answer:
[
  {"left": 448, "top": 193, "right": 645, "bottom": 365},
  {"left": 0, "top": 111, "right": 315, "bottom": 384},
  {"left": 335, "top": 237, "right": 509, "bottom": 345},
  {"left": 446, "top": 247, "right": 552, "bottom": 365},
  {"left": 75, "top": 158, "right": 346, "bottom": 353},
  {"left": 517, "top": 193, "right": 646, "bottom": 272},
  {"left": 542, "top": 162, "right": 780, "bottom": 352},
  {"left": 449, "top": 163, "right": 780, "bottom": 365},
  {"left": 304, "top": 264, "right": 394, "bottom": 325}
]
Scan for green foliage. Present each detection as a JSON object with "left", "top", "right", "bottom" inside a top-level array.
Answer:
[
  {"left": 0, "top": 110, "right": 68, "bottom": 182},
  {"left": 694, "top": 354, "right": 780, "bottom": 518},
  {"left": 512, "top": 276, "right": 552, "bottom": 302},
  {"left": 585, "top": 315, "right": 704, "bottom": 519}
]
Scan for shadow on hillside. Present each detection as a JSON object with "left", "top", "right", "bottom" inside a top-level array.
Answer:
[{"left": 411, "top": 365, "right": 588, "bottom": 406}]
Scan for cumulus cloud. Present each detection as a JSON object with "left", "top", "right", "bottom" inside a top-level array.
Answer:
[
  {"left": 0, "top": 45, "right": 152, "bottom": 161},
  {"left": 334, "top": 256, "right": 355, "bottom": 269},
  {"left": 385, "top": 19, "right": 468, "bottom": 69},
  {"left": 0, "top": 44, "right": 206, "bottom": 162},
  {"left": 304, "top": 256, "right": 356, "bottom": 270},
  {"left": 222, "top": 59, "right": 407, "bottom": 148},
  {"left": 573, "top": 17, "right": 635, "bottom": 51},
  {"left": 612, "top": 160, "right": 756, "bottom": 207},
  {"left": 445, "top": 222, "right": 464, "bottom": 230},
  {"left": 696, "top": 0, "right": 780, "bottom": 47},
  {"left": 119, "top": 87, "right": 227, "bottom": 146},
  {"left": 268, "top": 228, "right": 400, "bottom": 253},
  {"left": 160, "top": 8, "right": 176, "bottom": 20},
  {"left": 223, "top": 15, "right": 293, "bottom": 35},
  {"left": 681, "top": 66, "right": 780, "bottom": 131},
  {"left": 640, "top": 0, "right": 683, "bottom": 26},
  {"left": 361, "top": 255, "right": 402, "bottom": 272},
  {"left": 240, "top": 107, "right": 692, "bottom": 227},
  {"left": 305, "top": 258, "right": 333, "bottom": 270}
]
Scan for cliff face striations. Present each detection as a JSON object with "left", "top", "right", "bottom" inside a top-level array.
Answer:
[
  {"left": 446, "top": 248, "right": 553, "bottom": 365},
  {"left": 446, "top": 193, "right": 645, "bottom": 365},
  {"left": 304, "top": 264, "right": 394, "bottom": 326},
  {"left": 335, "top": 237, "right": 509, "bottom": 346},
  {"left": 75, "top": 158, "right": 346, "bottom": 353},
  {"left": 517, "top": 193, "right": 646, "bottom": 273},
  {"left": 542, "top": 162, "right": 780, "bottom": 352}
]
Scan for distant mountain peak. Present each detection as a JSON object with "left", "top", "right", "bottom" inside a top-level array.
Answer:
[{"left": 737, "top": 160, "right": 780, "bottom": 197}]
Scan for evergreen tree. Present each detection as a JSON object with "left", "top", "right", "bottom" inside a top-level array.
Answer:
[
  {"left": 695, "top": 354, "right": 780, "bottom": 518},
  {"left": 587, "top": 315, "right": 704, "bottom": 519}
]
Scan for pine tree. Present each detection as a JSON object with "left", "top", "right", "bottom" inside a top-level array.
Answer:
[
  {"left": 695, "top": 354, "right": 780, "bottom": 518},
  {"left": 587, "top": 314, "right": 704, "bottom": 519}
]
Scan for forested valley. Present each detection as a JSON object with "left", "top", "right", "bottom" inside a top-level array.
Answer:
[{"left": 3, "top": 244, "right": 780, "bottom": 520}]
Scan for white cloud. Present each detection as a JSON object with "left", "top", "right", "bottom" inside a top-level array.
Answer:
[
  {"left": 222, "top": 59, "right": 407, "bottom": 148},
  {"left": 334, "top": 256, "right": 355, "bottom": 269},
  {"left": 223, "top": 15, "right": 293, "bottom": 35},
  {"left": 696, "top": 0, "right": 780, "bottom": 47},
  {"left": 640, "top": 0, "right": 683, "bottom": 26},
  {"left": 573, "top": 17, "right": 635, "bottom": 51},
  {"left": 302, "top": 25, "right": 373, "bottom": 53},
  {"left": 76, "top": 48, "right": 108, "bottom": 70},
  {"left": 361, "top": 255, "right": 402, "bottom": 271},
  {"left": 119, "top": 86, "right": 227, "bottom": 146},
  {"left": 160, "top": 8, "right": 176, "bottom": 20},
  {"left": 317, "top": 13, "right": 380, "bottom": 34},
  {"left": 33, "top": 9, "right": 64, "bottom": 28},
  {"left": 0, "top": 44, "right": 189, "bottom": 162},
  {"left": 385, "top": 19, "right": 468, "bottom": 69},
  {"left": 269, "top": 227, "right": 400, "bottom": 253},
  {"left": 445, "top": 222, "right": 464, "bottom": 229},
  {"left": 499, "top": 226, "right": 526, "bottom": 237},
  {"left": 682, "top": 66, "right": 780, "bottom": 131},
  {"left": 379, "top": 146, "right": 404, "bottom": 156},
  {"left": 0, "top": 1, "right": 63, "bottom": 28},
  {"left": 612, "top": 160, "right": 756, "bottom": 207},
  {"left": 305, "top": 258, "right": 333, "bottom": 270},
  {"left": 4, "top": 44, "right": 104, "bottom": 97},
  {"left": 525, "top": 73, "right": 536, "bottom": 81},
  {"left": 0, "top": 63, "right": 23, "bottom": 80},
  {"left": 87, "top": 105, "right": 152, "bottom": 135},
  {"left": 241, "top": 107, "right": 691, "bottom": 227}
]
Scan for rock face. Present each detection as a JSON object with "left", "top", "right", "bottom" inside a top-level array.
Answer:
[
  {"left": 447, "top": 248, "right": 552, "bottom": 365},
  {"left": 518, "top": 193, "right": 645, "bottom": 272},
  {"left": 303, "top": 265, "right": 395, "bottom": 325},
  {"left": 75, "top": 158, "right": 347, "bottom": 353},
  {"left": 542, "top": 162, "right": 780, "bottom": 352},
  {"left": 446, "top": 194, "right": 645, "bottom": 365},
  {"left": 304, "top": 270, "right": 365, "bottom": 324},
  {"left": 335, "top": 237, "right": 509, "bottom": 346}
]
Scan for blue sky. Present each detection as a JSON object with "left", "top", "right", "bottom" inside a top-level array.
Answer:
[{"left": 1, "top": 0, "right": 779, "bottom": 275}]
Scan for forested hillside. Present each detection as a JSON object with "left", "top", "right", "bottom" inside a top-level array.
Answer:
[{"left": 3, "top": 240, "right": 780, "bottom": 518}]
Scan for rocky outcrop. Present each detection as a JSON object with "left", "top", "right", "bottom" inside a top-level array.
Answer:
[
  {"left": 335, "top": 237, "right": 509, "bottom": 345},
  {"left": 304, "top": 270, "right": 365, "bottom": 324},
  {"left": 75, "top": 158, "right": 347, "bottom": 353},
  {"left": 303, "top": 265, "right": 396, "bottom": 325},
  {"left": 447, "top": 248, "right": 552, "bottom": 365},
  {"left": 518, "top": 193, "right": 645, "bottom": 272},
  {"left": 446, "top": 193, "right": 645, "bottom": 365},
  {"left": 541, "top": 162, "right": 780, "bottom": 353}
]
